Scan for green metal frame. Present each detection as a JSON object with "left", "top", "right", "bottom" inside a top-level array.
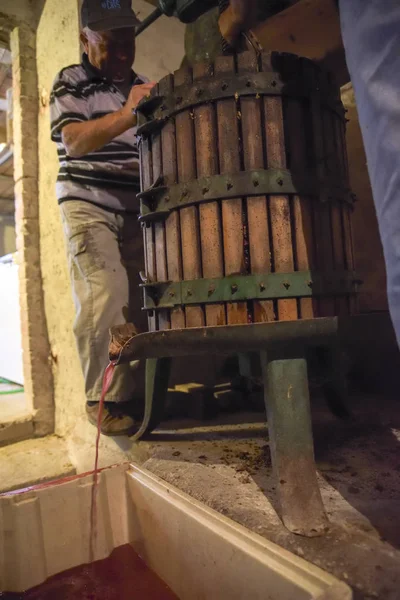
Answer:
[
  {"left": 136, "top": 71, "right": 345, "bottom": 136},
  {"left": 141, "top": 271, "right": 359, "bottom": 311},
  {"left": 138, "top": 169, "right": 355, "bottom": 224}
]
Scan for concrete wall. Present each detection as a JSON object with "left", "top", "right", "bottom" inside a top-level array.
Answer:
[
  {"left": 0, "top": 216, "right": 16, "bottom": 256},
  {"left": 36, "top": 0, "right": 82, "bottom": 436},
  {"left": 36, "top": 0, "right": 185, "bottom": 437}
]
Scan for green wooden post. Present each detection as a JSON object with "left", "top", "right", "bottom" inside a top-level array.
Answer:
[{"left": 261, "top": 354, "right": 329, "bottom": 536}]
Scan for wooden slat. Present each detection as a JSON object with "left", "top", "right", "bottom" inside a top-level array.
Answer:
[
  {"left": 331, "top": 111, "right": 349, "bottom": 315},
  {"left": 193, "top": 61, "right": 226, "bottom": 327},
  {"left": 318, "top": 102, "right": 338, "bottom": 316},
  {"left": 343, "top": 205, "right": 358, "bottom": 314},
  {"left": 308, "top": 66, "right": 331, "bottom": 317},
  {"left": 331, "top": 202, "right": 348, "bottom": 315},
  {"left": 161, "top": 75, "right": 185, "bottom": 330},
  {"left": 174, "top": 65, "right": 204, "bottom": 328},
  {"left": 215, "top": 55, "right": 248, "bottom": 325},
  {"left": 284, "top": 76, "right": 316, "bottom": 319},
  {"left": 140, "top": 135, "right": 156, "bottom": 331},
  {"left": 237, "top": 51, "right": 275, "bottom": 324},
  {"left": 153, "top": 80, "right": 170, "bottom": 330},
  {"left": 263, "top": 55, "right": 297, "bottom": 322}
]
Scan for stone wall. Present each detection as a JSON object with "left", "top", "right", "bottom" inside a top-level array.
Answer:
[
  {"left": 11, "top": 23, "right": 54, "bottom": 435},
  {"left": 36, "top": 0, "right": 82, "bottom": 437}
]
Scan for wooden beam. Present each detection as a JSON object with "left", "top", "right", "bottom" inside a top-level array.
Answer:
[{"left": 253, "top": 0, "right": 349, "bottom": 86}]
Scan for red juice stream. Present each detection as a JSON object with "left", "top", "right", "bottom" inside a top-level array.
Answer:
[{"left": 89, "top": 361, "right": 116, "bottom": 561}]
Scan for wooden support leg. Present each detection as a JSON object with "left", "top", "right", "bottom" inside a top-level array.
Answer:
[
  {"left": 131, "top": 358, "right": 171, "bottom": 442},
  {"left": 261, "top": 353, "right": 329, "bottom": 536}
]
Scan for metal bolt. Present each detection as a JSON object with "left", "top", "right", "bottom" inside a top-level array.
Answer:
[
  {"left": 308, "top": 281, "right": 313, "bottom": 288},
  {"left": 271, "top": 80, "right": 277, "bottom": 87},
  {"left": 253, "top": 179, "right": 259, "bottom": 187},
  {"left": 277, "top": 178, "right": 283, "bottom": 186},
  {"left": 208, "top": 286, "right": 215, "bottom": 296},
  {"left": 202, "top": 187, "right": 209, "bottom": 195},
  {"left": 195, "top": 88, "right": 203, "bottom": 97},
  {"left": 246, "top": 80, "right": 252, "bottom": 88},
  {"left": 283, "top": 282, "right": 290, "bottom": 290},
  {"left": 259, "top": 282, "right": 266, "bottom": 291},
  {"left": 231, "top": 284, "right": 238, "bottom": 294},
  {"left": 221, "top": 82, "right": 228, "bottom": 91},
  {"left": 176, "top": 96, "right": 183, "bottom": 104},
  {"left": 164, "top": 196, "right": 170, "bottom": 203},
  {"left": 187, "top": 289, "right": 192, "bottom": 297},
  {"left": 227, "top": 181, "right": 233, "bottom": 190},
  {"left": 160, "top": 104, "right": 167, "bottom": 112}
]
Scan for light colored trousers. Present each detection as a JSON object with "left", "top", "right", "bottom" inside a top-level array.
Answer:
[
  {"left": 340, "top": 0, "right": 400, "bottom": 345},
  {"left": 60, "top": 200, "right": 147, "bottom": 403}
]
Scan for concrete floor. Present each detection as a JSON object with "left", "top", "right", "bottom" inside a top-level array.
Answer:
[
  {"left": 0, "top": 389, "right": 399, "bottom": 598},
  {"left": 140, "top": 392, "right": 400, "bottom": 600}
]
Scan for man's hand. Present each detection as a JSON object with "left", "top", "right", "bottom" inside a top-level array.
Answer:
[
  {"left": 122, "top": 82, "right": 157, "bottom": 123},
  {"left": 62, "top": 81, "right": 156, "bottom": 158},
  {"left": 218, "top": 0, "right": 259, "bottom": 46}
]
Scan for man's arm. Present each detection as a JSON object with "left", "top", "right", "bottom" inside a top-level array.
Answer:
[{"left": 61, "top": 81, "right": 155, "bottom": 158}]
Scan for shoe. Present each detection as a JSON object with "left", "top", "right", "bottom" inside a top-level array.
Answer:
[{"left": 86, "top": 402, "right": 138, "bottom": 436}]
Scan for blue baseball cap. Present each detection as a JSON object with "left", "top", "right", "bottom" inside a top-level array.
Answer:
[{"left": 81, "top": 0, "right": 141, "bottom": 31}]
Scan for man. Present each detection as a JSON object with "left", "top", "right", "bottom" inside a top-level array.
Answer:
[{"left": 50, "top": 0, "right": 155, "bottom": 435}]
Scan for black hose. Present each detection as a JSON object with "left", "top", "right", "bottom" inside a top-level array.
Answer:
[{"left": 135, "top": 7, "right": 163, "bottom": 36}]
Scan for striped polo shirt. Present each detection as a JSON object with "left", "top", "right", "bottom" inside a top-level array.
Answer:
[{"left": 50, "top": 54, "right": 146, "bottom": 212}]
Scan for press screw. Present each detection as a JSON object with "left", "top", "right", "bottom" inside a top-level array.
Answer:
[
  {"left": 231, "top": 284, "right": 238, "bottom": 293},
  {"left": 169, "top": 291, "right": 175, "bottom": 298}
]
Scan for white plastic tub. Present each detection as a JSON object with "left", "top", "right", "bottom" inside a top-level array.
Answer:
[{"left": 0, "top": 463, "right": 352, "bottom": 599}]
